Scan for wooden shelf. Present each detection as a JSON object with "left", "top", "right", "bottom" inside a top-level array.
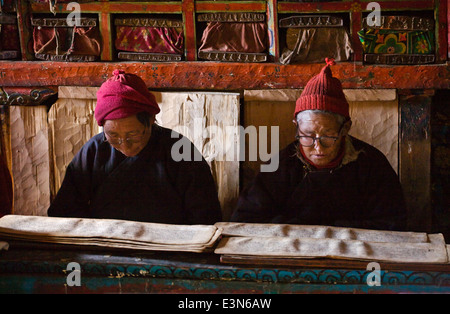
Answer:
[
  {"left": 11, "top": 0, "right": 447, "bottom": 63},
  {"left": 0, "top": 61, "right": 448, "bottom": 90},
  {"left": 196, "top": 1, "right": 267, "bottom": 12},
  {"left": 278, "top": 0, "right": 434, "bottom": 12},
  {"left": 30, "top": 1, "right": 184, "bottom": 13},
  {"left": 1, "top": 0, "right": 446, "bottom": 90}
]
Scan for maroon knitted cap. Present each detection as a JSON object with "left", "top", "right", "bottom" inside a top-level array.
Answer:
[
  {"left": 294, "top": 58, "right": 349, "bottom": 119},
  {"left": 95, "top": 69, "right": 160, "bottom": 126}
]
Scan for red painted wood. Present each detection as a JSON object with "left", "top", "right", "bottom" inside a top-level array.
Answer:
[
  {"left": 99, "top": 13, "right": 112, "bottom": 61},
  {"left": 182, "top": 0, "right": 196, "bottom": 61},
  {"left": 196, "top": 1, "right": 266, "bottom": 12},
  {"left": 278, "top": 1, "right": 350, "bottom": 13},
  {"left": 30, "top": 2, "right": 183, "bottom": 13},
  {"left": 437, "top": 0, "right": 448, "bottom": 61},
  {"left": 363, "top": 0, "right": 433, "bottom": 11},
  {"left": 17, "top": 0, "right": 33, "bottom": 61},
  {"left": 278, "top": 0, "right": 433, "bottom": 13},
  {"left": 0, "top": 62, "right": 448, "bottom": 90},
  {"left": 351, "top": 10, "right": 363, "bottom": 62}
]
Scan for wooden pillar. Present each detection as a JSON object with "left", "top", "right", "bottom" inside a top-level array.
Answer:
[
  {"left": 182, "top": 0, "right": 196, "bottom": 61},
  {"left": 0, "top": 103, "right": 11, "bottom": 171},
  {"left": 17, "top": 0, "right": 33, "bottom": 60},
  {"left": 99, "top": 12, "right": 112, "bottom": 61},
  {"left": 436, "top": 0, "right": 447, "bottom": 61},
  {"left": 399, "top": 89, "right": 434, "bottom": 232},
  {"left": 267, "top": 0, "right": 278, "bottom": 61},
  {"left": 350, "top": 1, "right": 362, "bottom": 62}
]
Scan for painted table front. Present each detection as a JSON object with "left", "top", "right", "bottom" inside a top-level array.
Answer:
[{"left": 0, "top": 244, "right": 449, "bottom": 294}]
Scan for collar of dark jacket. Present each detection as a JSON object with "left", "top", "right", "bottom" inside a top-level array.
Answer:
[{"left": 296, "top": 136, "right": 364, "bottom": 173}]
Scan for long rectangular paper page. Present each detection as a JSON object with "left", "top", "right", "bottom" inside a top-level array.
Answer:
[
  {"left": 0, "top": 229, "right": 222, "bottom": 248},
  {"left": 214, "top": 235, "right": 448, "bottom": 264},
  {"left": 0, "top": 215, "right": 220, "bottom": 246},
  {"left": 215, "top": 222, "right": 429, "bottom": 243}
]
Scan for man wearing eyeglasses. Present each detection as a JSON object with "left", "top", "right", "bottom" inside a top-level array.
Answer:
[
  {"left": 48, "top": 70, "right": 222, "bottom": 225},
  {"left": 231, "top": 59, "right": 407, "bottom": 231}
]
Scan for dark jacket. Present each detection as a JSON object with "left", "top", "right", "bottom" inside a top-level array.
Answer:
[
  {"left": 48, "top": 125, "right": 222, "bottom": 224},
  {"left": 231, "top": 136, "right": 407, "bottom": 231}
]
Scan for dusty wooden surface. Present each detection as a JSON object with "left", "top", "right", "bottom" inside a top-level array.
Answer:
[{"left": 0, "top": 62, "right": 449, "bottom": 90}]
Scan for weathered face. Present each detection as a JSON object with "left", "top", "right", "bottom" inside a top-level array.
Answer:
[
  {"left": 103, "top": 115, "right": 154, "bottom": 157},
  {"left": 295, "top": 112, "right": 350, "bottom": 167}
]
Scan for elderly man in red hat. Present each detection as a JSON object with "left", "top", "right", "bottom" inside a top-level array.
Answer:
[
  {"left": 48, "top": 70, "right": 222, "bottom": 224},
  {"left": 231, "top": 59, "right": 407, "bottom": 231}
]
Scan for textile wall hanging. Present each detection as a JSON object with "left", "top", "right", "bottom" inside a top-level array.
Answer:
[
  {"left": 10, "top": 106, "right": 50, "bottom": 216},
  {"left": 32, "top": 17, "right": 101, "bottom": 61},
  {"left": 279, "top": 15, "right": 353, "bottom": 64},
  {"left": 115, "top": 18, "right": 184, "bottom": 62},
  {"left": 48, "top": 87, "right": 101, "bottom": 199},
  {"left": 154, "top": 92, "right": 240, "bottom": 220},
  {"left": 0, "top": 11, "right": 20, "bottom": 60},
  {"left": 197, "top": 13, "right": 268, "bottom": 62},
  {"left": 358, "top": 16, "right": 435, "bottom": 64}
]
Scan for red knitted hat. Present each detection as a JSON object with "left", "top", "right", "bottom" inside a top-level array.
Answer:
[
  {"left": 95, "top": 69, "right": 160, "bottom": 126},
  {"left": 294, "top": 58, "right": 349, "bottom": 119}
]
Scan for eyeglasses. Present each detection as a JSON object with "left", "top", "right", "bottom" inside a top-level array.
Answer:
[
  {"left": 104, "top": 129, "right": 146, "bottom": 146},
  {"left": 296, "top": 123, "right": 344, "bottom": 148}
]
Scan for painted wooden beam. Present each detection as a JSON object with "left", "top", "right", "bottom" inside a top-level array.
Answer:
[
  {"left": 30, "top": 2, "right": 183, "bottom": 14},
  {"left": 0, "top": 62, "right": 448, "bottom": 90},
  {"left": 196, "top": 1, "right": 266, "bottom": 12},
  {"left": 278, "top": 0, "right": 433, "bottom": 13}
]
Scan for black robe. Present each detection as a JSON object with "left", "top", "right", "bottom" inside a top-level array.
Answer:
[
  {"left": 48, "top": 125, "right": 222, "bottom": 225},
  {"left": 231, "top": 137, "right": 407, "bottom": 231}
]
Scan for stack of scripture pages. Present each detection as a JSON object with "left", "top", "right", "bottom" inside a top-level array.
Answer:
[
  {"left": 214, "top": 222, "right": 450, "bottom": 264},
  {"left": 0, "top": 215, "right": 222, "bottom": 253}
]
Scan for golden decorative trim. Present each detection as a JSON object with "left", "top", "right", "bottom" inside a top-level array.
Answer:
[
  {"left": 363, "top": 54, "right": 435, "bottom": 65},
  {"left": 279, "top": 15, "right": 343, "bottom": 28},
  {"left": 362, "top": 16, "right": 434, "bottom": 31},
  {"left": 198, "top": 51, "right": 267, "bottom": 62},
  {"left": 114, "top": 18, "right": 183, "bottom": 28},
  {"left": 118, "top": 52, "right": 182, "bottom": 62},
  {"left": 35, "top": 53, "right": 97, "bottom": 62},
  {"left": 31, "top": 18, "right": 97, "bottom": 28},
  {"left": 197, "top": 13, "right": 265, "bottom": 23}
]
